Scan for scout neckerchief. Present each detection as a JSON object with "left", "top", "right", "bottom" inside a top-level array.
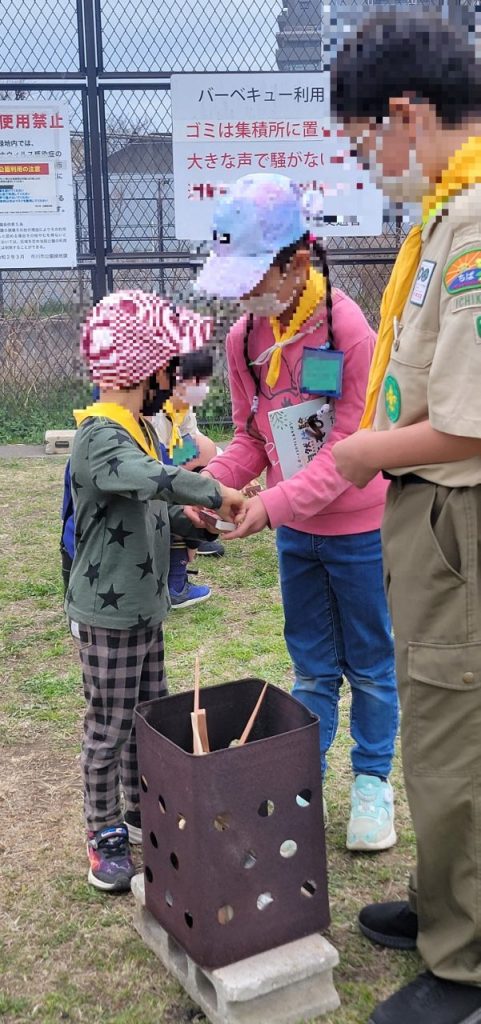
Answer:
[
  {"left": 74, "top": 402, "right": 159, "bottom": 460},
  {"left": 360, "top": 135, "right": 481, "bottom": 429},
  {"left": 262, "top": 267, "right": 327, "bottom": 389},
  {"left": 162, "top": 399, "right": 189, "bottom": 460}
]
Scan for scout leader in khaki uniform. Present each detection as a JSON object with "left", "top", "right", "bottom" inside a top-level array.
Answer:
[{"left": 331, "top": 12, "right": 481, "bottom": 1024}]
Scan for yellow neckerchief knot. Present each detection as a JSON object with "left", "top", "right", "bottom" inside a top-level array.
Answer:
[
  {"left": 266, "top": 267, "right": 327, "bottom": 389},
  {"left": 162, "top": 398, "right": 189, "bottom": 460}
]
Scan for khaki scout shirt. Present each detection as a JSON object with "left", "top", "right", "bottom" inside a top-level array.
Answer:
[{"left": 374, "top": 181, "right": 481, "bottom": 486}]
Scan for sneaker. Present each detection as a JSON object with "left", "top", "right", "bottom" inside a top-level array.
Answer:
[
  {"left": 347, "top": 775, "right": 396, "bottom": 851},
  {"left": 196, "top": 538, "right": 225, "bottom": 556},
  {"left": 87, "top": 824, "right": 135, "bottom": 892},
  {"left": 359, "top": 900, "right": 418, "bottom": 951},
  {"left": 368, "top": 971, "right": 481, "bottom": 1024},
  {"left": 170, "top": 577, "right": 211, "bottom": 609},
  {"left": 124, "top": 809, "right": 142, "bottom": 846},
  {"left": 322, "top": 794, "right": 329, "bottom": 826}
]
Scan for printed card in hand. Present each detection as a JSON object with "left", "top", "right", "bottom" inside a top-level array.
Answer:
[{"left": 268, "top": 398, "right": 335, "bottom": 480}]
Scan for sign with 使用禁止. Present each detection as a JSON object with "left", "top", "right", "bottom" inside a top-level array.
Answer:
[
  {"left": 0, "top": 102, "right": 76, "bottom": 268},
  {"left": 171, "top": 72, "right": 383, "bottom": 241}
]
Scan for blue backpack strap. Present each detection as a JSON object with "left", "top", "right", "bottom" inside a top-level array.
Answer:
[{"left": 60, "top": 459, "right": 75, "bottom": 558}]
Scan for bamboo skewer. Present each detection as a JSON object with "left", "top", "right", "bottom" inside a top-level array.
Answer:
[{"left": 230, "top": 683, "right": 269, "bottom": 748}]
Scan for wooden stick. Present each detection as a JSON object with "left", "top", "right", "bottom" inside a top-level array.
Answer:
[
  {"left": 237, "top": 683, "right": 268, "bottom": 747},
  {"left": 191, "top": 710, "right": 208, "bottom": 755},
  {"left": 194, "top": 655, "right": 200, "bottom": 714},
  {"left": 191, "top": 655, "right": 210, "bottom": 754},
  {"left": 196, "top": 709, "right": 210, "bottom": 754}
]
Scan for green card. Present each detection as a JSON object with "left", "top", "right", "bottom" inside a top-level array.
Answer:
[{"left": 300, "top": 348, "right": 344, "bottom": 397}]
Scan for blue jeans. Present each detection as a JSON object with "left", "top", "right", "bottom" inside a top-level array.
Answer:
[{"left": 276, "top": 526, "right": 398, "bottom": 779}]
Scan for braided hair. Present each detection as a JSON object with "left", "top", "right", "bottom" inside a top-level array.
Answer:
[{"left": 243, "top": 232, "right": 334, "bottom": 439}]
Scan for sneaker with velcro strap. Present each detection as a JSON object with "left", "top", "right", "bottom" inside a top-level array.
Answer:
[{"left": 87, "top": 823, "right": 135, "bottom": 892}]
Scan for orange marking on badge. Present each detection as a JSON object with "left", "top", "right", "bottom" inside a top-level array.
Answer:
[{"left": 444, "top": 249, "right": 481, "bottom": 295}]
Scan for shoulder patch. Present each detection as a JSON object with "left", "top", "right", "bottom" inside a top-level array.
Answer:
[{"left": 444, "top": 248, "right": 481, "bottom": 296}]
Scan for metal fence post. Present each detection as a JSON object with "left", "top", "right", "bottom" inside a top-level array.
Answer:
[{"left": 82, "top": 0, "right": 107, "bottom": 302}]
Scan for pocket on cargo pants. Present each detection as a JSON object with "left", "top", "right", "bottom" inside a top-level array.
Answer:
[{"left": 407, "top": 641, "right": 481, "bottom": 775}]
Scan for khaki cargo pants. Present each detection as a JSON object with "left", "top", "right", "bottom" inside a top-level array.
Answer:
[{"left": 382, "top": 479, "right": 481, "bottom": 984}]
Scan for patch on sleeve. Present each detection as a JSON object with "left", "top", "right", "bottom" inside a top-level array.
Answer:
[
  {"left": 450, "top": 291, "right": 481, "bottom": 313},
  {"left": 444, "top": 249, "right": 481, "bottom": 295},
  {"left": 410, "top": 260, "right": 436, "bottom": 307},
  {"left": 384, "top": 375, "right": 401, "bottom": 423},
  {"left": 474, "top": 314, "right": 481, "bottom": 345}
]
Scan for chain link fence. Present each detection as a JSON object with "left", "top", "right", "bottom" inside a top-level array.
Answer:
[{"left": 0, "top": 0, "right": 478, "bottom": 441}]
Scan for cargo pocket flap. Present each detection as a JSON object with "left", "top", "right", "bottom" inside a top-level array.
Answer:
[{"left": 408, "top": 641, "right": 481, "bottom": 690}]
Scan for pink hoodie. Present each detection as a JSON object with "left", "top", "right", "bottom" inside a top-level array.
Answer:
[{"left": 207, "top": 289, "right": 388, "bottom": 535}]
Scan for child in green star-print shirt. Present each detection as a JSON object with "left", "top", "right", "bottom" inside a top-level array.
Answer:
[{"left": 66, "top": 290, "right": 244, "bottom": 892}]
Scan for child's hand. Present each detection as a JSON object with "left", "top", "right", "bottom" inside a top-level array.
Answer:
[
  {"left": 183, "top": 505, "right": 218, "bottom": 532},
  {"left": 217, "top": 484, "right": 247, "bottom": 523},
  {"left": 333, "top": 432, "right": 378, "bottom": 488},
  {"left": 224, "top": 495, "right": 269, "bottom": 540}
]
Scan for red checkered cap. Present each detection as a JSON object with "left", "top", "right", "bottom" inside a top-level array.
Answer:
[{"left": 81, "top": 290, "right": 213, "bottom": 387}]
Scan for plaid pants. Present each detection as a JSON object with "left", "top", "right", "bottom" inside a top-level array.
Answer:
[{"left": 71, "top": 621, "right": 167, "bottom": 832}]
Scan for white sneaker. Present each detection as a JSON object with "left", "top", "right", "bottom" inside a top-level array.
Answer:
[
  {"left": 346, "top": 775, "right": 396, "bottom": 852},
  {"left": 322, "top": 794, "right": 329, "bottom": 826}
]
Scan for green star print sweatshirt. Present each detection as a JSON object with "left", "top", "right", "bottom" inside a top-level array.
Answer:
[{"left": 64, "top": 410, "right": 222, "bottom": 629}]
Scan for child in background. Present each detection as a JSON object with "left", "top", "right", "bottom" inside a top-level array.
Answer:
[
  {"left": 194, "top": 173, "right": 398, "bottom": 851},
  {"left": 150, "top": 347, "right": 225, "bottom": 609},
  {"left": 66, "top": 290, "right": 244, "bottom": 891}
]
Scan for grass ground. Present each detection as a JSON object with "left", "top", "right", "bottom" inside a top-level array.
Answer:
[{"left": 0, "top": 458, "right": 419, "bottom": 1024}]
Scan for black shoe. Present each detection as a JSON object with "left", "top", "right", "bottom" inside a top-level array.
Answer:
[
  {"left": 359, "top": 900, "right": 418, "bottom": 950},
  {"left": 196, "top": 538, "right": 225, "bottom": 556},
  {"left": 368, "top": 971, "right": 481, "bottom": 1024},
  {"left": 124, "top": 810, "right": 142, "bottom": 845}
]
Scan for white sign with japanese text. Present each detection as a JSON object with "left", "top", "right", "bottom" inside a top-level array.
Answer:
[
  {"left": 0, "top": 102, "right": 77, "bottom": 269},
  {"left": 171, "top": 73, "right": 383, "bottom": 241}
]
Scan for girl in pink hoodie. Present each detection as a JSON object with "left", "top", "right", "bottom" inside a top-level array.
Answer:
[{"left": 194, "top": 173, "right": 398, "bottom": 851}]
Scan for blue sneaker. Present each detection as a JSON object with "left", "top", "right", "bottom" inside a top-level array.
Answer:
[
  {"left": 87, "top": 824, "right": 135, "bottom": 891},
  {"left": 346, "top": 775, "right": 396, "bottom": 852},
  {"left": 170, "top": 573, "right": 211, "bottom": 609}
]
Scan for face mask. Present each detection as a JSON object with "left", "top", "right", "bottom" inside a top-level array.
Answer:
[
  {"left": 369, "top": 147, "right": 430, "bottom": 204},
  {"left": 240, "top": 293, "right": 292, "bottom": 318},
  {"left": 181, "top": 382, "right": 210, "bottom": 407}
]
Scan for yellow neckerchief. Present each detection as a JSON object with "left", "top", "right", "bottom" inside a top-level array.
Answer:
[
  {"left": 266, "top": 267, "right": 327, "bottom": 388},
  {"left": 74, "top": 402, "right": 159, "bottom": 460},
  {"left": 360, "top": 136, "right": 481, "bottom": 429},
  {"left": 162, "top": 398, "right": 189, "bottom": 459}
]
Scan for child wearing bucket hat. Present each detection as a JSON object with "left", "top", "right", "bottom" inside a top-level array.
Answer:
[
  {"left": 195, "top": 173, "right": 398, "bottom": 850},
  {"left": 66, "top": 289, "right": 244, "bottom": 891}
]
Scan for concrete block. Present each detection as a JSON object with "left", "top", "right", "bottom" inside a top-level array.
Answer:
[
  {"left": 44, "top": 429, "right": 76, "bottom": 455},
  {"left": 131, "top": 873, "right": 340, "bottom": 1024}
]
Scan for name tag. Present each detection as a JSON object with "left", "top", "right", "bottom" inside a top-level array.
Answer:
[
  {"left": 300, "top": 347, "right": 344, "bottom": 398},
  {"left": 411, "top": 260, "right": 436, "bottom": 307}
]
